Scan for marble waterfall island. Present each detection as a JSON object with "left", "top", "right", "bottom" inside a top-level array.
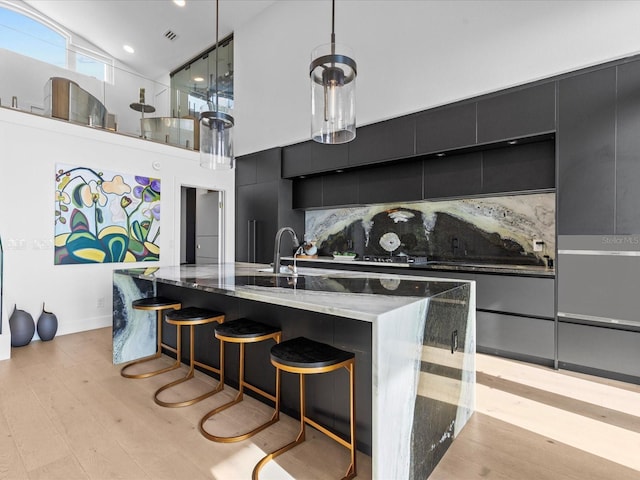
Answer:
[{"left": 113, "top": 263, "right": 475, "bottom": 479}]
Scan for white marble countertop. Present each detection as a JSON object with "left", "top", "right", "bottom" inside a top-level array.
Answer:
[{"left": 116, "top": 262, "right": 468, "bottom": 323}]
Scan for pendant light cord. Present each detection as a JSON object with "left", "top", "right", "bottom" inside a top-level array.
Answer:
[
  {"left": 331, "top": 0, "right": 335, "bottom": 55},
  {"left": 215, "top": 0, "right": 219, "bottom": 114}
]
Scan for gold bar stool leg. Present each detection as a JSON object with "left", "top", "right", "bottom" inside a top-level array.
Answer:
[
  {"left": 153, "top": 307, "right": 225, "bottom": 408},
  {"left": 120, "top": 297, "right": 181, "bottom": 379},
  {"left": 252, "top": 337, "right": 357, "bottom": 480},
  {"left": 199, "top": 319, "right": 281, "bottom": 443}
]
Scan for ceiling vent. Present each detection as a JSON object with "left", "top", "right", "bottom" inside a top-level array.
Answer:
[{"left": 164, "top": 30, "right": 178, "bottom": 41}]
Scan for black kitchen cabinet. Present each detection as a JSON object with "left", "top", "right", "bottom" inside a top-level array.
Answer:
[
  {"left": 423, "top": 152, "right": 482, "bottom": 199},
  {"left": 322, "top": 170, "right": 359, "bottom": 207},
  {"left": 482, "top": 140, "right": 555, "bottom": 194},
  {"left": 236, "top": 148, "right": 303, "bottom": 262},
  {"left": 282, "top": 141, "right": 349, "bottom": 178},
  {"left": 236, "top": 182, "right": 278, "bottom": 262},
  {"left": 292, "top": 176, "right": 322, "bottom": 210},
  {"left": 477, "top": 82, "right": 556, "bottom": 144},
  {"left": 348, "top": 116, "right": 415, "bottom": 167},
  {"left": 616, "top": 59, "right": 640, "bottom": 234},
  {"left": 282, "top": 142, "right": 311, "bottom": 178},
  {"left": 358, "top": 159, "right": 423, "bottom": 204},
  {"left": 415, "top": 102, "right": 476, "bottom": 155},
  {"left": 557, "top": 67, "right": 616, "bottom": 235},
  {"left": 292, "top": 170, "right": 359, "bottom": 209}
]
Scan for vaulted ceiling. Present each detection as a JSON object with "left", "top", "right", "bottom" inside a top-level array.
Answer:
[{"left": 22, "top": 0, "right": 276, "bottom": 79}]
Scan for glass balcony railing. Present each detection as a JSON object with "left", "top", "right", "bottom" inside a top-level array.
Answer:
[{"left": 0, "top": 43, "right": 232, "bottom": 151}]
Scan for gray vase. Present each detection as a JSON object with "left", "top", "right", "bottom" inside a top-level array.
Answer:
[
  {"left": 37, "top": 304, "right": 58, "bottom": 341},
  {"left": 9, "top": 305, "right": 35, "bottom": 347}
]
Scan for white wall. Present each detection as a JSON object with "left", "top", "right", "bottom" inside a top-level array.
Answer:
[
  {"left": 0, "top": 108, "right": 234, "bottom": 349},
  {"left": 234, "top": 0, "right": 640, "bottom": 156}
]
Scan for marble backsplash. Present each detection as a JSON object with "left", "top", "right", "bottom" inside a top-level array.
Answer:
[{"left": 304, "top": 193, "right": 555, "bottom": 265}]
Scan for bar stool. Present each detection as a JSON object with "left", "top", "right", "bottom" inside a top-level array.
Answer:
[
  {"left": 154, "top": 306, "right": 225, "bottom": 408},
  {"left": 120, "top": 296, "right": 182, "bottom": 379},
  {"left": 199, "top": 318, "right": 282, "bottom": 443},
  {"left": 253, "top": 336, "right": 356, "bottom": 480}
]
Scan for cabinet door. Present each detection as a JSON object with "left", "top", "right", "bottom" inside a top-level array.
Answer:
[
  {"left": 235, "top": 154, "right": 257, "bottom": 186},
  {"left": 482, "top": 140, "right": 555, "bottom": 194},
  {"left": 558, "top": 67, "right": 616, "bottom": 235},
  {"left": 423, "top": 152, "right": 482, "bottom": 199},
  {"left": 477, "top": 82, "right": 556, "bottom": 143},
  {"left": 282, "top": 142, "right": 348, "bottom": 178},
  {"left": 616, "top": 60, "right": 640, "bottom": 234},
  {"left": 235, "top": 184, "right": 258, "bottom": 262},
  {"left": 256, "top": 147, "right": 282, "bottom": 182},
  {"left": 348, "top": 116, "right": 415, "bottom": 167},
  {"left": 358, "top": 160, "right": 422, "bottom": 204},
  {"left": 236, "top": 183, "right": 278, "bottom": 263},
  {"left": 253, "top": 181, "right": 279, "bottom": 263},
  {"left": 415, "top": 102, "right": 476, "bottom": 154},
  {"left": 322, "top": 170, "right": 359, "bottom": 207},
  {"left": 292, "top": 176, "right": 323, "bottom": 209},
  {"left": 311, "top": 142, "right": 349, "bottom": 174},
  {"left": 237, "top": 147, "right": 281, "bottom": 185},
  {"left": 282, "top": 142, "right": 311, "bottom": 178}
]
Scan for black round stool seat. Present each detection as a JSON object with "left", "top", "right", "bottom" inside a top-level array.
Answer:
[
  {"left": 215, "top": 318, "right": 280, "bottom": 340},
  {"left": 271, "top": 336, "right": 355, "bottom": 370},
  {"left": 132, "top": 296, "right": 180, "bottom": 309},
  {"left": 165, "top": 307, "right": 224, "bottom": 325}
]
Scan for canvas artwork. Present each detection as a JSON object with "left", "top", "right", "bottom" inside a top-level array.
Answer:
[{"left": 54, "top": 164, "right": 160, "bottom": 265}]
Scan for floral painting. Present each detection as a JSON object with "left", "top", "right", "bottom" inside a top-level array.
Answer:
[{"left": 54, "top": 164, "right": 160, "bottom": 264}]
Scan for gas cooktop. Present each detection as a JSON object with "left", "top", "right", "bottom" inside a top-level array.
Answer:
[{"left": 362, "top": 255, "right": 429, "bottom": 264}]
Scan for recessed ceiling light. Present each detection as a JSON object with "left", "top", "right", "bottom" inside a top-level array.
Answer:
[
  {"left": 173, "top": 0, "right": 186, "bottom": 6},
  {"left": 123, "top": 44, "right": 135, "bottom": 54},
  {"left": 193, "top": 76, "right": 204, "bottom": 82}
]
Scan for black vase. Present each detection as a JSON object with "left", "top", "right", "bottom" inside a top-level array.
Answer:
[
  {"left": 9, "top": 305, "right": 35, "bottom": 347},
  {"left": 37, "top": 304, "right": 58, "bottom": 341}
]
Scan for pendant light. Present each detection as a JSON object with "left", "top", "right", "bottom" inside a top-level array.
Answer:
[
  {"left": 309, "top": 0, "right": 357, "bottom": 144},
  {"left": 200, "top": 0, "right": 234, "bottom": 169}
]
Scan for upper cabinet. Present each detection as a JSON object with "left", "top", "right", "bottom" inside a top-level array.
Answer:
[
  {"left": 282, "top": 141, "right": 348, "bottom": 178},
  {"left": 557, "top": 58, "right": 640, "bottom": 236},
  {"left": 477, "top": 82, "right": 556, "bottom": 144},
  {"left": 416, "top": 102, "right": 476, "bottom": 155},
  {"left": 557, "top": 67, "right": 616, "bottom": 235},
  {"left": 282, "top": 83, "right": 557, "bottom": 179},
  {"left": 615, "top": 60, "right": 640, "bottom": 234},
  {"left": 347, "top": 115, "right": 415, "bottom": 167},
  {"left": 482, "top": 141, "right": 555, "bottom": 194}
]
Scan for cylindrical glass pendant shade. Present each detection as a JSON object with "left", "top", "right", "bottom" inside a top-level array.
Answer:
[
  {"left": 199, "top": 111, "right": 234, "bottom": 170},
  {"left": 310, "top": 43, "right": 357, "bottom": 144}
]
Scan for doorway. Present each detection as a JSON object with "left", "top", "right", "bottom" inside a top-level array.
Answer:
[{"left": 181, "top": 186, "right": 222, "bottom": 264}]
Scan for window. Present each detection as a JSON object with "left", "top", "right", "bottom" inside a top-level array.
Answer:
[
  {"left": 0, "top": 5, "right": 112, "bottom": 82},
  {"left": 0, "top": 5, "right": 67, "bottom": 67}
]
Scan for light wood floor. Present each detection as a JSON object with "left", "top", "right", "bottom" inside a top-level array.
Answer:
[{"left": 0, "top": 328, "right": 639, "bottom": 479}]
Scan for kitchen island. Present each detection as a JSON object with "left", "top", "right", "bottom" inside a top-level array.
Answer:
[{"left": 113, "top": 263, "right": 475, "bottom": 479}]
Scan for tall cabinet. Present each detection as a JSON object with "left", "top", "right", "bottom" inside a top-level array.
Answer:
[
  {"left": 235, "top": 148, "right": 303, "bottom": 264},
  {"left": 557, "top": 60, "right": 640, "bottom": 382}
]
